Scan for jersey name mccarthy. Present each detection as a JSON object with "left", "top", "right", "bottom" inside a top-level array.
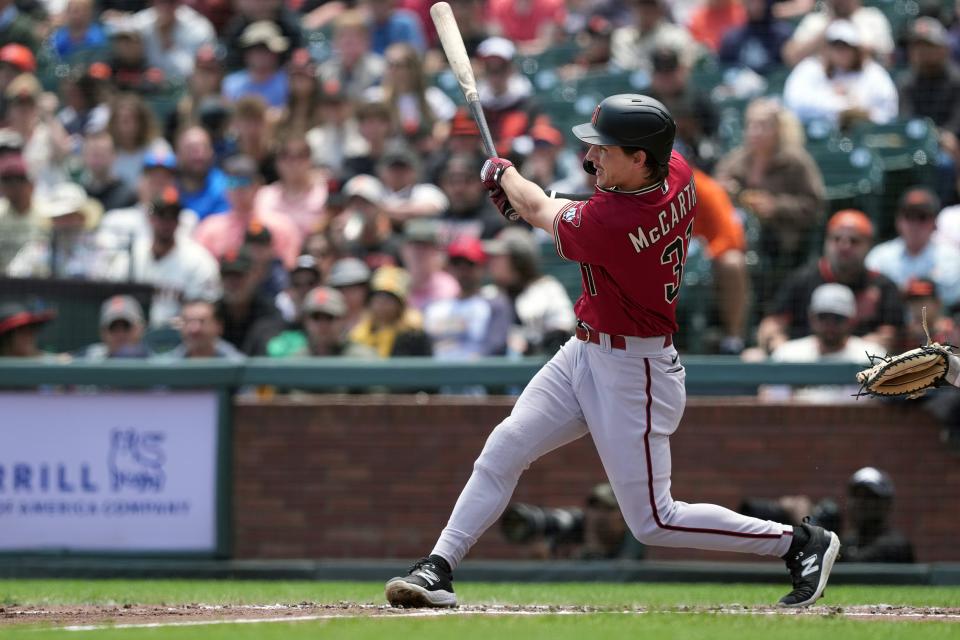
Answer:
[{"left": 552, "top": 151, "right": 698, "bottom": 337}]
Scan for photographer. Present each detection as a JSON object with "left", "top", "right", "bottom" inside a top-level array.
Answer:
[
  {"left": 740, "top": 467, "right": 914, "bottom": 563},
  {"left": 842, "top": 467, "right": 914, "bottom": 563},
  {"left": 500, "top": 483, "right": 645, "bottom": 561}
]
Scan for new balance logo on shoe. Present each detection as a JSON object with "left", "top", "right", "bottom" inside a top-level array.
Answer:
[
  {"left": 415, "top": 569, "right": 439, "bottom": 586},
  {"left": 800, "top": 553, "right": 819, "bottom": 577}
]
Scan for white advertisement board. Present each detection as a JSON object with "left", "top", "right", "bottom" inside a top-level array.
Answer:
[{"left": 0, "top": 391, "right": 220, "bottom": 553}]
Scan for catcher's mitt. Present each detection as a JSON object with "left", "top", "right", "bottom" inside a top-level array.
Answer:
[{"left": 856, "top": 307, "right": 955, "bottom": 398}]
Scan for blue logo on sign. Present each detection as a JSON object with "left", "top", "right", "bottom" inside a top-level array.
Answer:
[{"left": 108, "top": 429, "right": 166, "bottom": 492}]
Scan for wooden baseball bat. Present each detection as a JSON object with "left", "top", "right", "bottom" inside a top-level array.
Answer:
[{"left": 430, "top": 1, "right": 519, "bottom": 220}]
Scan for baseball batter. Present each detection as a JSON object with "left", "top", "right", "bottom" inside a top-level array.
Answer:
[{"left": 385, "top": 94, "right": 840, "bottom": 609}]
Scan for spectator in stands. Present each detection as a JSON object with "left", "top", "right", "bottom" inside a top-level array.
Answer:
[
  {"left": 129, "top": 0, "right": 216, "bottom": 82},
  {"left": 343, "top": 100, "right": 397, "bottom": 179},
  {"left": 377, "top": 141, "right": 450, "bottom": 227},
  {"left": 424, "top": 236, "right": 510, "bottom": 359},
  {"left": 438, "top": 153, "right": 507, "bottom": 240},
  {"left": 319, "top": 9, "right": 386, "bottom": 101},
  {"left": 865, "top": 188, "right": 960, "bottom": 309},
  {"left": 840, "top": 467, "right": 915, "bottom": 563},
  {"left": 56, "top": 64, "right": 111, "bottom": 139},
  {"left": 175, "top": 125, "right": 230, "bottom": 219},
  {"left": 0, "top": 302, "right": 54, "bottom": 358},
  {"left": 79, "top": 294, "right": 150, "bottom": 359},
  {"left": 107, "top": 25, "right": 167, "bottom": 95},
  {"left": 305, "top": 83, "right": 366, "bottom": 176},
  {"left": 0, "top": 154, "right": 43, "bottom": 272},
  {"left": 79, "top": 131, "right": 138, "bottom": 212},
  {"left": 687, "top": 0, "right": 746, "bottom": 53},
  {"left": 255, "top": 136, "right": 329, "bottom": 237},
  {"left": 4, "top": 73, "right": 71, "bottom": 192},
  {"left": 228, "top": 96, "right": 278, "bottom": 184},
  {"left": 242, "top": 220, "right": 288, "bottom": 301},
  {"left": 214, "top": 246, "right": 280, "bottom": 354},
  {"left": 611, "top": 0, "right": 701, "bottom": 74},
  {"left": 648, "top": 46, "right": 719, "bottom": 171},
  {"left": 169, "top": 298, "right": 243, "bottom": 358},
  {"left": 898, "top": 17, "right": 960, "bottom": 168},
  {"left": 518, "top": 122, "right": 589, "bottom": 196},
  {"left": 7, "top": 182, "right": 109, "bottom": 279},
  {"left": 349, "top": 264, "right": 431, "bottom": 356},
  {"left": 302, "top": 230, "right": 339, "bottom": 280},
  {"left": 267, "top": 285, "right": 377, "bottom": 357},
  {"left": 98, "top": 147, "right": 197, "bottom": 248},
  {"left": 770, "top": 283, "right": 885, "bottom": 362},
  {"left": 0, "top": 0, "right": 38, "bottom": 52},
  {"left": 782, "top": 0, "right": 894, "bottom": 67},
  {"left": 474, "top": 38, "right": 534, "bottom": 147},
  {"left": 108, "top": 92, "right": 173, "bottom": 192},
  {"left": 366, "top": 0, "right": 427, "bottom": 55},
  {"left": 220, "top": 0, "right": 302, "bottom": 71},
  {"left": 168, "top": 44, "right": 226, "bottom": 140},
  {"left": 718, "top": 0, "right": 794, "bottom": 74},
  {"left": 561, "top": 15, "right": 615, "bottom": 79},
  {"left": 49, "top": 0, "right": 107, "bottom": 60},
  {"left": 0, "top": 44, "right": 36, "bottom": 96},
  {"left": 783, "top": 20, "right": 898, "bottom": 127},
  {"left": 193, "top": 154, "right": 302, "bottom": 269},
  {"left": 483, "top": 227, "right": 575, "bottom": 356},
  {"left": 898, "top": 276, "right": 960, "bottom": 351},
  {"left": 327, "top": 256, "right": 372, "bottom": 332},
  {"left": 366, "top": 42, "right": 456, "bottom": 149},
  {"left": 686, "top": 164, "right": 750, "bottom": 355},
  {"left": 332, "top": 174, "right": 401, "bottom": 269},
  {"left": 752, "top": 209, "right": 905, "bottom": 356},
  {"left": 274, "top": 253, "right": 322, "bottom": 324},
  {"left": 400, "top": 218, "right": 460, "bottom": 312},
  {"left": 278, "top": 48, "right": 322, "bottom": 139},
  {"left": 223, "top": 21, "right": 290, "bottom": 109},
  {"left": 105, "top": 189, "right": 221, "bottom": 328},
  {"left": 487, "top": 0, "right": 565, "bottom": 55},
  {"left": 714, "top": 97, "right": 825, "bottom": 300}
]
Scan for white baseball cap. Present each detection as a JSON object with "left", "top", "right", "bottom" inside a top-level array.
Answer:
[
  {"left": 477, "top": 37, "right": 516, "bottom": 61},
  {"left": 825, "top": 20, "right": 862, "bottom": 47},
  {"left": 342, "top": 174, "right": 387, "bottom": 204},
  {"left": 809, "top": 283, "right": 856, "bottom": 318}
]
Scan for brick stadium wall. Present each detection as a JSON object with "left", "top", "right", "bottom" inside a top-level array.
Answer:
[{"left": 232, "top": 397, "right": 959, "bottom": 562}]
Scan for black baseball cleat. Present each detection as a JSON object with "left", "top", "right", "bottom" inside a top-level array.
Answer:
[
  {"left": 778, "top": 520, "right": 841, "bottom": 607},
  {"left": 385, "top": 556, "right": 457, "bottom": 608}
]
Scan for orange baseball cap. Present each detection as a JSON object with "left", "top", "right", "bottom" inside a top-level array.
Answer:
[
  {"left": 0, "top": 44, "right": 36, "bottom": 73},
  {"left": 826, "top": 209, "right": 873, "bottom": 237}
]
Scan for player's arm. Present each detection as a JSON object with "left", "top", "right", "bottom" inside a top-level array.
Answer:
[
  {"left": 480, "top": 158, "right": 573, "bottom": 237},
  {"left": 499, "top": 167, "right": 573, "bottom": 235}
]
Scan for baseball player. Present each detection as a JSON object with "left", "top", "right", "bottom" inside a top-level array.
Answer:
[{"left": 385, "top": 95, "right": 840, "bottom": 609}]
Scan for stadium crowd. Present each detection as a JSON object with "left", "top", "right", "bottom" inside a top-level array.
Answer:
[{"left": 1, "top": 0, "right": 960, "bottom": 365}]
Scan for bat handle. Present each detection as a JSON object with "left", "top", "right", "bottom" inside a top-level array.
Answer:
[{"left": 467, "top": 100, "right": 498, "bottom": 159}]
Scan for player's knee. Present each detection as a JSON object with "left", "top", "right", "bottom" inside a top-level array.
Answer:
[{"left": 474, "top": 416, "right": 533, "bottom": 478}]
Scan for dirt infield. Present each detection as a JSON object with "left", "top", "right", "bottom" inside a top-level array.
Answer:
[{"left": 3, "top": 603, "right": 959, "bottom": 629}]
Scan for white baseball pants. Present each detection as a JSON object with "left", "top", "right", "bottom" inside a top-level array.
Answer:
[{"left": 432, "top": 335, "right": 793, "bottom": 568}]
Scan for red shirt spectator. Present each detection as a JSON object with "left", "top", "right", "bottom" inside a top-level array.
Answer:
[{"left": 487, "top": 0, "right": 565, "bottom": 44}]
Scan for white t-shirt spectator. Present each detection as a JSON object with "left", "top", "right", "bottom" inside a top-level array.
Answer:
[
  {"left": 424, "top": 295, "right": 494, "bottom": 360},
  {"left": 865, "top": 238, "right": 960, "bottom": 308},
  {"left": 107, "top": 237, "right": 222, "bottom": 328},
  {"left": 783, "top": 56, "right": 898, "bottom": 125},
  {"left": 789, "top": 9, "right": 894, "bottom": 62},
  {"left": 771, "top": 335, "right": 885, "bottom": 363},
  {"left": 129, "top": 5, "right": 216, "bottom": 80},
  {"left": 936, "top": 205, "right": 960, "bottom": 249}
]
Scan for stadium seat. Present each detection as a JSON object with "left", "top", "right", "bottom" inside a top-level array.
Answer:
[{"left": 804, "top": 136, "right": 884, "bottom": 222}]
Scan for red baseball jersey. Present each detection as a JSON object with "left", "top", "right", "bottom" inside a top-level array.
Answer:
[{"left": 552, "top": 151, "right": 698, "bottom": 337}]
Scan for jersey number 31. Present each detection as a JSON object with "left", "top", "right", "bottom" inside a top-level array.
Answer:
[{"left": 659, "top": 220, "right": 694, "bottom": 304}]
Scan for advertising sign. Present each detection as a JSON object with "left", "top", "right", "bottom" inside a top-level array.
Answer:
[{"left": 0, "top": 391, "right": 220, "bottom": 553}]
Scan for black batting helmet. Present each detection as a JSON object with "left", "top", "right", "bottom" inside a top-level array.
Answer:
[{"left": 572, "top": 94, "right": 676, "bottom": 167}]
